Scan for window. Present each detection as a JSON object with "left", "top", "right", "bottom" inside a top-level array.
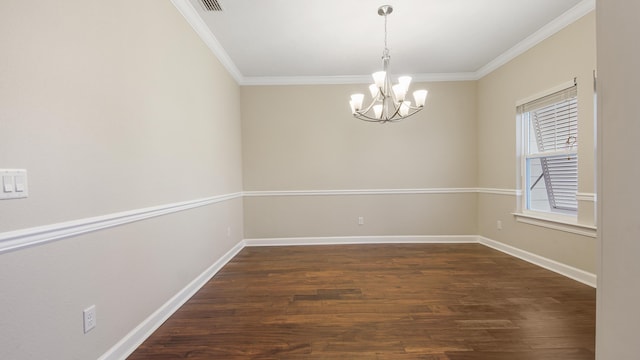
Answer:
[{"left": 518, "top": 84, "right": 578, "bottom": 216}]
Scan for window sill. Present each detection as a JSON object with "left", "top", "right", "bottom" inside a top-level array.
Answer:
[{"left": 512, "top": 212, "right": 597, "bottom": 238}]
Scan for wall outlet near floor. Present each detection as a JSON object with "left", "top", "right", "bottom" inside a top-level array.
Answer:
[
  {"left": 358, "top": 216, "right": 364, "bottom": 225},
  {"left": 497, "top": 220, "right": 503, "bottom": 230},
  {"left": 83, "top": 305, "right": 96, "bottom": 333}
]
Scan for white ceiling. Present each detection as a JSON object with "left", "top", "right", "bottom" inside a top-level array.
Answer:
[{"left": 178, "top": 0, "right": 593, "bottom": 84}]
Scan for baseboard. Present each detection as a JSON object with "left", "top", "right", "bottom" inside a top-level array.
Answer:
[
  {"left": 245, "top": 236, "right": 596, "bottom": 288},
  {"left": 243, "top": 235, "right": 478, "bottom": 247},
  {"left": 98, "top": 240, "right": 245, "bottom": 360},
  {"left": 100, "top": 234, "right": 595, "bottom": 359},
  {"left": 478, "top": 236, "right": 597, "bottom": 288}
]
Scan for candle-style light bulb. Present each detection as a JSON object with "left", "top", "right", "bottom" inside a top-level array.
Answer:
[
  {"left": 372, "top": 71, "right": 386, "bottom": 88},
  {"left": 413, "top": 90, "right": 428, "bottom": 107},
  {"left": 400, "top": 101, "right": 411, "bottom": 116},
  {"left": 373, "top": 104, "right": 383, "bottom": 119},
  {"left": 393, "top": 84, "right": 407, "bottom": 102},
  {"left": 350, "top": 93, "right": 364, "bottom": 111},
  {"left": 369, "top": 84, "right": 380, "bottom": 98},
  {"left": 398, "top": 76, "right": 412, "bottom": 91}
]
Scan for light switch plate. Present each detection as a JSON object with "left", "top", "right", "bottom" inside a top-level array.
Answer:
[{"left": 0, "top": 169, "right": 28, "bottom": 199}]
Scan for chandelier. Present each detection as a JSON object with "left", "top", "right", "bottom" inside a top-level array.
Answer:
[{"left": 349, "top": 5, "right": 428, "bottom": 123}]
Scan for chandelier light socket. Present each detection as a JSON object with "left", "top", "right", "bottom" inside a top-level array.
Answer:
[{"left": 413, "top": 90, "right": 428, "bottom": 107}]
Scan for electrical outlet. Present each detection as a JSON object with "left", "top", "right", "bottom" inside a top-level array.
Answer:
[
  {"left": 83, "top": 305, "right": 96, "bottom": 333},
  {"left": 497, "top": 220, "right": 502, "bottom": 230},
  {"left": 227, "top": 226, "right": 231, "bottom": 238},
  {"left": 358, "top": 216, "right": 364, "bottom": 225}
]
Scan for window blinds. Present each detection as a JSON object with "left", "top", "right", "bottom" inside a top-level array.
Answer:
[
  {"left": 526, "top": 86, "right": 578, "bottom": 153},
  {"left": 520, "top": 85, "right": 578, "bottom": 212}
]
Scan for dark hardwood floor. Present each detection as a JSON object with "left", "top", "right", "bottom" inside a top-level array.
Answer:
[{"left": 127, "top": 244, "right": 596, "bottom": 359}]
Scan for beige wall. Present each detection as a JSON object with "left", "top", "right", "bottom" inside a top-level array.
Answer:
[
  {"left": 476, "top": 12, "right": 597, "bottom": 272},
  {"left": 477, "top": 12, "right": 596, "bottom": 192},
  {"left": 596, "top": 0, "right": 640, "bottom": 358},
  {"left": 242, "top": 82, "right": 478, "bottom": 190},
  {"left": 241, "top": 82, "right": 478, "bottom": 238},
  {"left": 244, "top": 193, "right": 477, "bottom": 239},
  {"left": 0, "top": 1, "right": 243, "bottom": 359},
  {"left": 0, "top": 1, "right": 603, "bottom": 358}
]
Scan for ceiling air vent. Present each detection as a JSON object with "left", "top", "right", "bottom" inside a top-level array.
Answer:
[{"left": 199, "top": 0, "right": 222, "bottom": 11}]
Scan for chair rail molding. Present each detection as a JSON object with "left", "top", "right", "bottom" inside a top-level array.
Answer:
[{"left": 0, "top": 192, "right": 243, "bottom": 254}]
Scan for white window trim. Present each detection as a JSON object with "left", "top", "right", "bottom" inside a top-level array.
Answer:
[
  {"left": 515, "top": 80, "right": 587, "bottom": 234},
  {"left": 515, "top": 80, "right": 577, "bottom": 107},
  {"left": 512, "top": 211, "right": 596, "bottom": 238}
]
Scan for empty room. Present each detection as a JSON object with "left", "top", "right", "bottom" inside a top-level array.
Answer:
[{"left": 1, "top": 0, "right": 638, "bottom": 359}]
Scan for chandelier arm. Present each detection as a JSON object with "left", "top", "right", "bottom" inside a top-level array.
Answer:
[
  {"left": 353, "top": 113, "right": 389, "bottom": 122},
  {"left": 356, "top": 97, "right": 380, "bottom": 117},
  {"left": 355, "top": 107, "right": 422, "bottom": 123},
  {"left": 398, "top": 109, "right": 423, "bottom": 120},
  {"left": 387, "top": 103, "right": 423, "bottom": 122},
  {"left": 388, "top": 104, "right": 402, "bottom": 120},
  {"left": 365, "top": 98, "right": 380, "bottom": 113}
]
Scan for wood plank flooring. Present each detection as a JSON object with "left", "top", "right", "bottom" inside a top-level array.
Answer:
[{"left": 127, "top": 244, "right": 596, "bottom": 359}]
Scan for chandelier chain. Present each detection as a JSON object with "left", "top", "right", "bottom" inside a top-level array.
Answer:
[{"left": 384, "top": 11, "right": 388, "bottom": 52}]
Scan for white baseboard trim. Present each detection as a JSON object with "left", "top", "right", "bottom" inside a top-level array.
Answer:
[
  {"left": 478, "top": 236, "right": 596, "bottom": 288},
  {"left": 98, "top": 241, "right": 245, "bottom": 360},
  {"left": 100, "top": 234, "right": 596, "bottom": 359},
  {"left": 246, "top": 235, "right": 596, "bottom": 287},
  {"left": 244, "top": 235, "right": 478, "bottom": 247}
]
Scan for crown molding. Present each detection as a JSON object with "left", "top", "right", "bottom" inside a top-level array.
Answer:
[
  {"left": 240, "top": 75, "right": 372, "bottom": 86},
  {"left": 173, "top": 0, "right": 595, "bottom": 86},
  {"left": 240, "top": 72, "right": 479, "bottom": 86},
  {"left": 412, "top": 72, "right": 479, "bottom": 83},
  {"left": 170, "top": 0, "right": 243, "bottom": 84},
  {"left": 475, "top": 0, "right": 595, "bottom": 79}
]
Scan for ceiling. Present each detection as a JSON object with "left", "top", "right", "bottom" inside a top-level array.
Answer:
[{"left": 178, "top": 0, "right": 593, "bottom": 84}]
